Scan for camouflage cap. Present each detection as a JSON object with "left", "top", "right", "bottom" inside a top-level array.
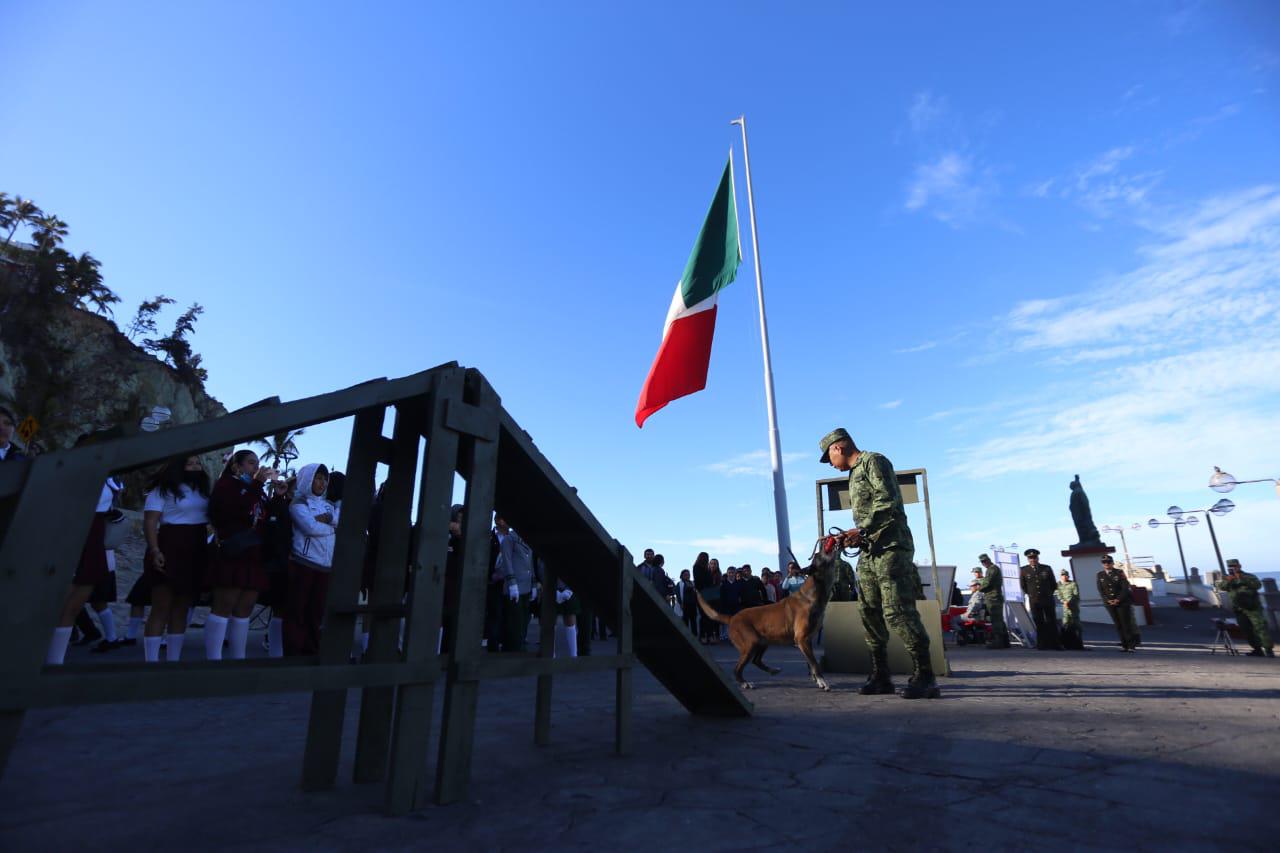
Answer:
[
  {"left": 818, "top": 428, "right": 852, "bottom": 463},
  {"left": 1226, "top": 558, "right": 1241, "bottom": 568},
  {"left": 1060, "top": 569, "right": 1070, "bottom": 576},
  {"left": 978, "top": 553, "right": 992, "bottom": 561}
]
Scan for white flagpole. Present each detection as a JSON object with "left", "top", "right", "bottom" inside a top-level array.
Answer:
[{"left": 731, "top": 115, "right": 792, "bottom": 571}]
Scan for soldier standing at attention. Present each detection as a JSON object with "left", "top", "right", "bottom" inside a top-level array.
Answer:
[
  {"left": 820, "top": 428, "right": 939, "bottom": 699},
  {"left": 1217, "top": 559, "right": 1274, "bottom": 658},
  {"left": 1020, "top": 549, "right": 1061, "bottom": 650},
  {"left": 1056, "top": 570, "right": 1080, "bottom": 627},
  {"left": 977, "top": 553, "right": 1008, "bottom": 648},
  {"left": 1096, "top": 555, "right": 1140, "bottom": 652},
  {"left": 1056, "top": 568, "right": 1083, "bottom": 649}
]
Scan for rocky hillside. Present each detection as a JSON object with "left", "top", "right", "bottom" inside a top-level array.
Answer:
[{"left": 0, "top": 279, "right": 228, "bottom": 506}]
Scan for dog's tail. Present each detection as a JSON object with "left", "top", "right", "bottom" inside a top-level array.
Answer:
[{"left": 696, "top": 592, "right": 730, "bottom": 624}]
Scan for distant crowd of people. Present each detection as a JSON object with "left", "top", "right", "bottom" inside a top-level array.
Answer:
[{"left": 638, "top": 549, "right": 814, "bottom": 644}]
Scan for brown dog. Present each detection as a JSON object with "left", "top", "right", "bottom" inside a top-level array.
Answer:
[{"left": 697, "top": 541, "right": 839, "bottom": 691}]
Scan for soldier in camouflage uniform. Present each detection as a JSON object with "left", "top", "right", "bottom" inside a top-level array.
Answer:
[
  {"left": 977, "top": 553, "right": 1008, "bottom": 648},
  {"left": 1020, "top": 549, "right": 1062, "bottom": 650},
  {"left": 831, "top": 553, "right": 855, "bottom": 602},
  {"left": 820, "top": 428, "right": 938, "bottom": 699},
  {"left": 1096, "top": 554, "right": 1140, "bottom": 652},
  {"left": 1056, "top": 569, "right": 1080, "bottom": 628},
  {"left": 1217, "top": 558, "right": 1274, "bottom": 658}
]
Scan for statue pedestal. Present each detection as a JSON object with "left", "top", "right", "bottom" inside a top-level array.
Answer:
[{"left": 1061, "top": 545, "right": 1116, "bottom": 624}]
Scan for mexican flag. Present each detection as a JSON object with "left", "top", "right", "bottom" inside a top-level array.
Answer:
[{"left": 635, "top": 156, "right": 741, "bottom": 427}]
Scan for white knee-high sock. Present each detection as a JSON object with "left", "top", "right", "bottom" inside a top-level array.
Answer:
[
  {"left": 565, "top": 625, "right": 578, "bottom": 658},
  {"left": 227, "top": 617, "right": 250, "bottom": 660},
  {"left": 204, "top": 614, "right": 228, "bottom": 660},
  {"left": 127, "top": 616, "right": 145, "bottom": 640},
  {"left": 268, "top": 618, "right": 284, "bottom": 658},
  {"left": 46, "top": 626, "right": 73, "bottom": 665},
  {"left": 143, "top": 636, "right": 162, "bottom": 662},
  {"left": 98, "top": 608, "right": 117, "bottom": 643},
  {"left": 165, "top": 633, "right": 184, "bottom": 661}
]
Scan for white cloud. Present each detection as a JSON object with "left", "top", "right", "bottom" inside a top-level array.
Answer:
[
  {"left": 895, "top": 340, "right": 939, "bottom": 354},
  {"left": 908, "top": 91, "right": 947, "bottom": 133},
  {"left": 1029, "top": 144, "right": 1162, "bottom": 219},
  {"left": 1007, "top": 186, "right": 1280, "bottom": 354},
  {"left": 704, "top": 449, "right": 808, "bottom": 478},
  {"left": 878, "top": 400, "right": 902, "bottom": 409},
  {"left": 951, "top": 185, "right": 1280, "bottom": 494},
  {"left": 905, "top": 152, "right": 998, "bottom": 228},
  {"left": 654, "top": 534, "right": 780, "bottom": 559}
]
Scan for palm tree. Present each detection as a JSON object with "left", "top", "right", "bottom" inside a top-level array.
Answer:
[
  {"left": 58, "top": 251, "right": 117, "bottom": 315},
  {"left": 0, "top": 194, "right": 12, "bottom": 238},
  {"left": 2, "top": 196, "right": 41, "bottom": 252},
  {"left": 30, "top": 214, "right": 68, "bottom": 254},
  {"left": 255, "top": 428, "right": 305, "bottom": 476}
]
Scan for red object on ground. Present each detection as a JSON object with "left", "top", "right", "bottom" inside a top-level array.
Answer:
[
  {"left": 1178, "top": 597, "right": 1200, "bottom": 611},
  {"left": 943, "top": 605, "right": 967, "bottom": 633},
  {"left": 1131, "top": 586, "right": 1154, "bottom": 625}
]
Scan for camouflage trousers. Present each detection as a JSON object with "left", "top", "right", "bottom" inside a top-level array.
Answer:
[
  {"left": 1235, "top": 607, "right": 1274, "bottom": 652},
  {"left": 987, "top": 600, "right": 1008, "bottom": 644},
  {"left": 857, "top": 548, "right": 931, "bottom": 662}
]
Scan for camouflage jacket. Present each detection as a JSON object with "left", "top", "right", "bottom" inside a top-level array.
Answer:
[
  {"left": 1056, "top": 581, "right": 1080, "bottom": 613},
  {"left": 1095, "top": 568, "right": 1132, "bottom": 605},
  {"left": 979, "top": 565, "right": 1004, "bottom": 602},
  {"left": 1020, "top": 564, "right": 1057, "bottom": 605},
  {"left": 831, "top": 556, "right": 855, "bottom": 601},
  {"left": 1216, "top": 572, "right": 1262, "bottom": 610},
  {"left": 847, "top": 451, "right": 914, "bottom": 555}
]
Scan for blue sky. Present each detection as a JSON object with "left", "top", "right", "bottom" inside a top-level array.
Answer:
[{"left": 6, "top": 1, "right": 1278, "bottom": 578}]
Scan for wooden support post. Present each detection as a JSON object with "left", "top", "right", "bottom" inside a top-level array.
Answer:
[
  {"left": 300, "top": 406, "right": 383, "bottom": 792},
  {"left": 384, "top": 370, "right": 466, "bottom": 815},
  {"left": 534, "top": 560, "right": 557, "bottom": 746},
  {"left": 353, "top": 400, "right": 423, "bottom": 784},
  {"left": 434, "top": 370, "right": 501, "bottom": 805},
  {"left": 615, "top": 545, "right": 633, "bottom": 756},
  {"left": 0, "top": 451, "right": 114, "bottom": 777}
]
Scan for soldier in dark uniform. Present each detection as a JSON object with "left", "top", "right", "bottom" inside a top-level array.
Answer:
[
  {"left": 1096, "top": 554, "right": 1140, "bottom": 652},
  {"left": 821, "top": 428, "right": 938, "bottom": 699},
  {"left": 1020, "top": 549, "right": 1061, "bottom": 650},
  {"left": 977, "top": 553, "right": 1009, "bottom": 648},
  {"left": 1217, "top": 558, "right": 1274, "bottom": 658}
]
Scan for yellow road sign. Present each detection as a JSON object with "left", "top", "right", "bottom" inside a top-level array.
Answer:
[{"left": 17, "top": 416, "right": 38, "bottom": 444}]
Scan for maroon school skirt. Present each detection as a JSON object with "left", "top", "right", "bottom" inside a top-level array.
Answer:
[
  {"left": 143, "top": 524, "right": 210, "bottom": 598},
  {"left": 208, "top": 543, "right": 270, "bottom": 593},
  {"left": 126, "top": 572, "right": 154, "bottom": 607},
  {"left": 73, "top": 512, "right": 110, "bottom": 587}
]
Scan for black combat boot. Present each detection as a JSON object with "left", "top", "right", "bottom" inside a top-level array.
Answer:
[
  {"left": 858, "top": 651, "right": 895, "bottom": 695},
  {"left": 1267, "top": 649, "right": 1275, "bottom": 658},
  {"left": 900, "top": 661, "right": 941, "bottom": 699}
]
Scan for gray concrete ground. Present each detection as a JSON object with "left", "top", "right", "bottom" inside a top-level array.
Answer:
[{"left": 3, "top": 607, "right": 1277, "bottom": 852}]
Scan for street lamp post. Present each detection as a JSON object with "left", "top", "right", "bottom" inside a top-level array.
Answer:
[
  {"left": 1168, "top": 499, "right": 1235, "bottom": 576},
  {"left": 1209, "top": 467, "right": 1279, "bottom": 499},
  {"left": 1147, "top": 516, "right": 1194, "bottom": 588},
  {"left": 1100, "top": 523, "right": 1139, "bottom": 573}
]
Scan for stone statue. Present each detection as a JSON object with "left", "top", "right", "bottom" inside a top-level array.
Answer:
[{"left": 1069, "top": 475, "right": 1103, "bottom": 548}]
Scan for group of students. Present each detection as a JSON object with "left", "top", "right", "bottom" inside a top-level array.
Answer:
[
  {"left": 45, "top": 446, "right": 344, "bottom": 665},
  {"left": 669, "top": 551, "right": 808, "bottom": 645}
]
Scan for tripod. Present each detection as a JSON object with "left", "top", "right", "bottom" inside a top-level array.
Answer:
[{"left": 1211, "top": 618, "right": 1239, "bottom": 656}]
